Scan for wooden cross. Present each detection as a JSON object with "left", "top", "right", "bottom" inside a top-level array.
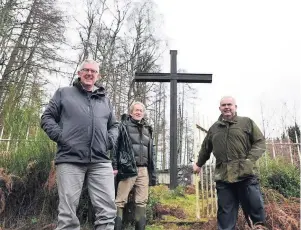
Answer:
[{"left": 135, "top": 50, "right": 212, "bottom": 189}]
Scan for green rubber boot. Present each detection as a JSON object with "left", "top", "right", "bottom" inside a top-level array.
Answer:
[
  {"left": 114, "top": 207, "right": 123, "bottom": 230},
  {"left": 134, "top": 206, "right": 146, "bottom": 230}
]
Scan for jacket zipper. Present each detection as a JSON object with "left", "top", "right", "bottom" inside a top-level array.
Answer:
[
  {"left": 88, "top": 95, "right": 93, "bottom": 162},
  {"left": 139, "top": 126, "right": 143, "bottom": 165},
  {"left": 225, "top": 122, "right": 229, "bottom": 162}
]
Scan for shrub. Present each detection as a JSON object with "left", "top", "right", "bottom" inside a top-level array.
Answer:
[
  {"left": 259, "top": 155, "right": 300, "bottom": 197},
  {"left": 147, "top": 185, "right": 167, "bottom": 222},
  {"left": 0, "top": 103, "right": 57, "bottom": 227},
  {"left": 170, "top": 185, "right": 186, "bottom": 198}
]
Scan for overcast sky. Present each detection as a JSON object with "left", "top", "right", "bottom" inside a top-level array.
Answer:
[
  {"left": 151, "top": 0, "right": 301, "bottom": 138},
  {"left": 54, "top": 0, "right": 300, "bottom": 138}
]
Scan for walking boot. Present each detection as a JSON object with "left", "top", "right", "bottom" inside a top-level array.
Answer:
[
  {"left": 134, "top": 206, "right": 146, "bottom": 230},
  {"left": 114, "top": 207, "right": 123, "bottom": 230}
]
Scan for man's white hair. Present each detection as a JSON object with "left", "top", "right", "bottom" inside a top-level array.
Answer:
[
  {"left": 129, "top": 101, "right": 146, "bottom": 114},
  {"left": 78, "top": 59, "right": 100, "bottom": 72}
]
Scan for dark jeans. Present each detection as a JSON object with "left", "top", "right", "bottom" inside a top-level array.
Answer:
[{"left": 216, "top": 177, "right": 265, "bottom": 230}]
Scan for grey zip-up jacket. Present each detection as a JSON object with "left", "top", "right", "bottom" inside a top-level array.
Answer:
[{"left": 41, "top": 80, "right": 119, "bottom": 164}]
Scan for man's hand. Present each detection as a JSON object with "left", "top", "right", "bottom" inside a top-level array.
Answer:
[
  {"left": 193, "top": 163, "right": 202, "bottom": 173},
  {"left": 113, "top": 170, "right": 118, "bottom": 176}
]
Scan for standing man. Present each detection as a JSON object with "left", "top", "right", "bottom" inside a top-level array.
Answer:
[
  {"left": 41, "top": 59, "right": 118, "bottom": 230},
  {"left": 113, "top": 102, "right": 156, "bottom": 230},
  {"left": 193, "top": 96, "right": 267, "bottom": 230}
]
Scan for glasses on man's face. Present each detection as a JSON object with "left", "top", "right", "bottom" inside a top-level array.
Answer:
[{"left": 81, "top": 68, "right": 98, "bottom": 74}]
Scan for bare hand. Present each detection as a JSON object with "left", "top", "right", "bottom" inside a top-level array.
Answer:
[
  {"left": 113, "top": 170, "right": 118, "bottom": 176},
  {"left": 193, "top": 163, "right": 201, "bottom": 173}
]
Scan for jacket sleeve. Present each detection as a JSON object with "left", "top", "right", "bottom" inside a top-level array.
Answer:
[
  {"left": 149, "top": 143, "right": 157, "bottom": 186},
  {"left": 107, "top": 99, "right": 119, "bottom": 150},
  {"left": 196, "top": 131, "right": 213, "bottom": 167},
  {"left": 40, "top": 89, "right": 62, "bottom": 142},
  {"left": 246, "top": 119, "right": 266, "bottom": 162},
  {"left": 111, "top": 125, "right": 121, "bottom": 170}
]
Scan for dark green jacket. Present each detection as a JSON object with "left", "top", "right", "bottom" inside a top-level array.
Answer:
[{"left": 196, "top": 114, "right": 266, "bottom": 183}]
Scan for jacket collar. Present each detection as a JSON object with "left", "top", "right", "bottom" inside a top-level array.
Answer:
[
  {"left": 73, "top": 77, "right": 106, "bottom": 96},
  {"left": 121, "top": 114, "right": 153, "bottom": 136},
  {"left": 121, "top": 113, "right": 147, "bottom": 126},
  {"left": 217, "top": 113, "right": 238, "bottom": 126}
]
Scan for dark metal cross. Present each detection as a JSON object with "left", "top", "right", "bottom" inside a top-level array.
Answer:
[{"left": 135, "top": 50, "right": 212, "bottom": 189}]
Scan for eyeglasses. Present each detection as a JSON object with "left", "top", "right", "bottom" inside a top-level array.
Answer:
[{"left": 81, "top": 68, "right": 98, "bottom": 74}]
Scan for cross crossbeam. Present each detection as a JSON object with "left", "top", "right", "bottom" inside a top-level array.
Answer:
[{"left": 135, "top": 73, "right": 212, "bottom": 83}]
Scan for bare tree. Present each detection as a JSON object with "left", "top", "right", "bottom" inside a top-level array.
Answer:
[{"left": 0, "top": 0, "right": 66, "bottom": 121}]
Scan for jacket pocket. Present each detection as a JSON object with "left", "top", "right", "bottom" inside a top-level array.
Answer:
[
  {"left": 92, "top": 128, "right": 109, "bottom": 154},
  {"left": 239, "top": 159, "right": 254, "bottom": 178},
  {"left": 98, "top": 128, "right": 109, "bottom": 150},
  {"left": 226, "top": 160, "right": 240, "bottom": 182},
  {"left": 56, "top": 142, "right": 73, "bottom": 160},
  {"left": 56, "top": 142, "right": 87, "bottom": 162}
]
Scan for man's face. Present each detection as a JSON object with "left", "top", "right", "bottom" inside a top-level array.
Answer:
[
  {"left": 130, "top": 104, "right": 145, "bottom": 121},
  {"left": 219, "top": 97, "right": 237, "bottom": 120},
  {"left": 78, "top": 63, "right": 100, "bottom": 90}
]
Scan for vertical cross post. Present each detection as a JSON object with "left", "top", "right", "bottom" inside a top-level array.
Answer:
[
  {"left": 170, "top": 50, "right": 178, "bottom": 189},
  {"left": 134, "top": 50, "right": 212, "bottom": 189}
]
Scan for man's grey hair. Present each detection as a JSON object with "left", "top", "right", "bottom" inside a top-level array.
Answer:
[
  {"left": 129, "top": 101, "right": 146, "bottom": 114},
  {"left": 220, "top": 96, "right": 237, "bottom": 105},
  {"left": 78, "top": 59, "right": 100, "bottom": 72}
]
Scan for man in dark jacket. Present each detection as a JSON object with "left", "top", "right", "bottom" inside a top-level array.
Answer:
[
  {"left": 113, "top": 102, "right": 156, "bottom": 230},
  {"left": 41, "top": 59, "right": 119, "bottom": 230},
  {"left": 193, "top": 96, "right": 267, "bottom": 230}
]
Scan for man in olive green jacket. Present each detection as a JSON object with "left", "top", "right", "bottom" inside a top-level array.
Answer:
[{"left": 193, "top": 96, "right": 267, "bottom": 230}]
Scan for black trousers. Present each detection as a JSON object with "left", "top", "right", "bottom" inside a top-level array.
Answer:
[{"left": 216, "top": 177, "right": 265, "bottom": 230}]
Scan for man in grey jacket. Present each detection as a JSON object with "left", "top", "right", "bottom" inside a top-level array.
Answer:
[{"left": 41, "top": 59, "right": 119, "bottom": 230}]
